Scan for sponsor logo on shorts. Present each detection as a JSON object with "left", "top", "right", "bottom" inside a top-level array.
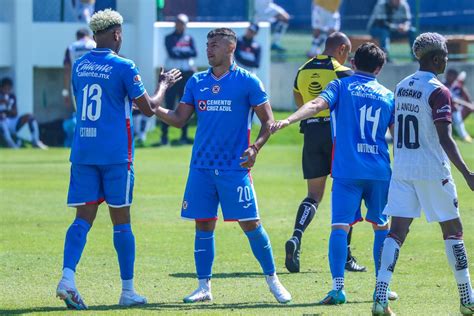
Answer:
[
  {"left": 453, "top": 243, "right": 468, "bottom": 271},
  {"left": 243, "top": 203, "right": 253, "bottom": 209},
  {"left": 454, "top": 198, "right": 459, "bottom": 208},
  {"left": 182, "top": 200, "right": 188, "bottom": 210}
]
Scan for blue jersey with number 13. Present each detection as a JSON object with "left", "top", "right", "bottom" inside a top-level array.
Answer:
[{"left": 70, "top": 48, "right": 146, "bottom": 165}]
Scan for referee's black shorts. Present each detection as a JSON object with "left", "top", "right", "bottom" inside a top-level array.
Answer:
[{"left": 301, "top": 118, "right": 333, "bottom": 179}]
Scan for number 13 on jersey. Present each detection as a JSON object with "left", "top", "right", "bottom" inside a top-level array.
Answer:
[{"left": 81, "top": 84, "right": 102, "bottom": 121}]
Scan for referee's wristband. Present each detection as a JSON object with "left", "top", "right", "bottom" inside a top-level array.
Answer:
[
  {"left": 250, "top": 144, "right": 260, "bottom": 153},
  {"left": 62, "top": 89, "right": 69, "bottom": 97}
]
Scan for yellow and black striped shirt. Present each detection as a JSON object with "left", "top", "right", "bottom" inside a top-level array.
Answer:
[{"left": 293, "top": 55, "right": 352, "bottom": 118}]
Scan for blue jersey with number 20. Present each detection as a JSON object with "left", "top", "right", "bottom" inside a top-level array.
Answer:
[
  {"left": 319, "top": 72, "right": 395, "bottom": 180},
  {"left": 70, "top": 48, "right": 146, "bottom": 165}
]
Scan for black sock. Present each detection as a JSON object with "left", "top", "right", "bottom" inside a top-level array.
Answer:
[
  {"left": 346, "top": 226, "right": 353, "bottom": 261},
  {"left": 292, "top": 197, "right": 317, "bottom": 242}
]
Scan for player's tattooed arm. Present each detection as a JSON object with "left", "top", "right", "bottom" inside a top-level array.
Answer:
[
  {"left": 436, "top": 122, "right": 474, "bottom": 190},
  {"left": 240, "top": 102, "right": 274, "bottom": 169},
  {"left": 270, "top": 96, "right": 329, "bottom": 133}
]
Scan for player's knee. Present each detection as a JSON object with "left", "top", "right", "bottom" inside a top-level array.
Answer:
[
  {"left": 239, "top": 219, "right": 260, "bottom": 232},
  {"left": 372, "top": 223, "right": 389, "bottom": 231},
  {"left": 387, "top": 230, "right": 408, "bottom": 246},
  {"left": 195, "top": 220, "right": 216, "bottom": 232},
  {"left": 332, "top": 224, "right": 350, "bottom": 233}
]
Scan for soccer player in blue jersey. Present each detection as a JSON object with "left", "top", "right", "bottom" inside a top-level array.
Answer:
[
  {"left": 55, "top": 9, "right": 181, "bottom": 310},
  {"left": 153, "top": 27, "right": 292, "bottom": 304},
  {"left": 271, "top": 43, "right": 397, "bottom": 305}
]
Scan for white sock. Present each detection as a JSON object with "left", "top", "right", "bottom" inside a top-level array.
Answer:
[
  {"left": 272, "top": 21, "right": 288, "bottom": 45},
  {"left": 445, "top": 238, "right": 474, "bottom": 305},
  {"left": 375, "top": 237, "right": 400, "bottom": 303},
  {"left": 332, "top": 277, "right": 344, "bottom": 291},
  {"left": 30, "top": 120, "right": 40, "bottom": 143},
  {"left": 198, "top": 278, "right": 211, "bottom": 291},
  {"left": 122, "top": 278, "right": 134, "bottom": 292},
  {"left": 62, "top": 267, "right": 76, "bottom": 287}
]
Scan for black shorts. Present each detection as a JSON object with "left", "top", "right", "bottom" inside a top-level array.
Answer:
[{"left": 301, "top": 120, "right": 333, "bottom": 179}]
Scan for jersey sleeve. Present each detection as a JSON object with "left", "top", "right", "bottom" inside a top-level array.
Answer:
[
  {"left": 319, "top": 79, "right": 340, "bottom": 110},
  {"left": 293, "top": 70, "right": 300, "bottom": 92},
  {"left": 180, "top": 75, "right": 196, "bottom": 106},
  {"left": 429, "top": 86, "right": 452, "bottom": 123},
  {"left": 248, "top": 74, "right": 269, "bottom": 107},
  {"left": 122, "top": 62, "right": 146, "bottom": 100}
]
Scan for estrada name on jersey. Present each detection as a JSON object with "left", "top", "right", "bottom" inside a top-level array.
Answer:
[
  {"left": 181, "top": 62, "right": 268, "bottom": 170},
  {"left": 319, "top": 72, "right": 395, "bottom": 180},
  {"left": 392, "top": 70, "right": 453, "bottom": 180},
  {"left": 70, "top": 48, "right": 146, "bottom": 165}
]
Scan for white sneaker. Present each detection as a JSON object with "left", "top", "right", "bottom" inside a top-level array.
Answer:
[
  {"left": 119, "top": 291, "right": 147, "bottom": 306},
  {"left": 388, "top": 289, "right": 399, "bottom": 301},
  {"left": 33, "top": 140, "right": 48, "bottom": 149},
  {"left": 183, "top": 287, "right": 213, "bottom": 303},
  {"left": 266, "top": 274, "right": 292, "bottom": 304},
  {"left": 56, "top": 280, "right": 87, "bottom": 310}
]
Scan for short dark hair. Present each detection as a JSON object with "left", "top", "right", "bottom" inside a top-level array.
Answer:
[
  {"left": 207, "top": 28, "right": 236, "bottom": 43},
  {"left": 0, "top": 77, "right": 13, "bottom": 87},
  {"left": 76, "top": 28, "right": 90, "bottom": 39},
  {"left": 354, "top": 43, "right": 386, "bottom": 73}
]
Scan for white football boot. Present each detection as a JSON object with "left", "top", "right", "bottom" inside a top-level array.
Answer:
[
  {"left": 183, "top": 279, "right": 213, "bottom": 303},
  {"left": 119, "top": 290, "right": 147, "bottom": 306},
  {"left": 265, "top": 274, "right": 292, "bottom": 304}
]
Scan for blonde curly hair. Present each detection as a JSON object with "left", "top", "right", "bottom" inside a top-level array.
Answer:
[
  {"left": 412, "top": 32, "right": 447, "bottom": 60},
  {"left": 89, "top": 9, "right": 123, "bottom": 34}
]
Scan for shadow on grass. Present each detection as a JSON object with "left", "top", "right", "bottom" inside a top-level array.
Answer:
[
  {"left": 0, "top": 299, "right": 372, "bottom": 314},
  {"left": 169, "top": 270, "right": 319, "bottom": 279}
]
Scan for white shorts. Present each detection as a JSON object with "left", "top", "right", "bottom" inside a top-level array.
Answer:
[
  {"left": 254, "top": 1, "right": 287, "bottom": 23},
  {"left": 383, "top": 178, "right": 460, "bottom": 223},
  {"left": 311, "top": 4, "right": 340, "bottom": 32}
]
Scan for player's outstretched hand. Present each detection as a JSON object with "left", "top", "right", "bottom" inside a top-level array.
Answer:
[
  {"left": 270, "top": 119, "right": 290, "bottom": 134},
  {"left": 240, "top": 146, "right": 258, "bottom": 169},
  {"left": 159, "top": 68, "right": 183, "bottom": 89},
  {"left": 465, "top": 172, "right": 474, "bottom": 191}
]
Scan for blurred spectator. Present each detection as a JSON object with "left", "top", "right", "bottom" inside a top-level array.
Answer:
[
  {"left": 0, "top": 78, "right": 48, "bottom": 149},
  {"left": 308, "top": 0, "right": 341, "bottom": 58},
  {"left": 368, "top": 0, "right": 416, "bottom": 60},
  {"left": 444, "top": 69, "right": 473, "bottom": 143},
  {"left": 160, "top": 13, "right": 196, "bottom": 146},
  {"left": 74, "top": 0, "right": 96, "bottom": 23},
  {"left": 253, "top": 0, "right": 290, "bottom": 52},
  {"left": 62, "top": 28, "right": 96, "bottom": 147},
  {"left": 234, "top": 23, "right": 261, "bottom": 73}
]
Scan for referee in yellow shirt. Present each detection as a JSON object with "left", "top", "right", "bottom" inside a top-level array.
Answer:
[{"left": 285, "top": 32, "right": 367, "bottom": 273}]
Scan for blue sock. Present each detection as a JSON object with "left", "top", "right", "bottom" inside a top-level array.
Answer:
[
  {"left": 373, "top": 229, "right": 389, "bottom": 277},
  {"left": 329, "top": 229, "right": 348, "bottom": 279},
  {"left": 245, "top": 225, "right": 276, "bottom": 275},
  {"left": 113, "top": 223, "right": 135, "bottom": 281},
  {"left": 63, "top": 218, "right": 91, "bottom": 271},
  {"left": 195, "top": 230, "right": 215, "bottom": 279}
]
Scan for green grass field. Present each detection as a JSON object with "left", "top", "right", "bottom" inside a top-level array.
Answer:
[{"left": 1, "top": 113, "right": 474, "bottom": 315}]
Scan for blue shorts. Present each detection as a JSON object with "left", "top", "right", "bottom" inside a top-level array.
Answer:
[
  {"left": 67, "top": 163, "right": 134, "bottom": 208},
  {"left": 331, "top": 178, "right": 389, "bottom": 226},
  {"left": 181, "top": 168, "right": 259, "bottom": 222}
]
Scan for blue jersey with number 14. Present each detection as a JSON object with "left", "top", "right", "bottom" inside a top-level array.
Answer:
[
  {"left": 319, "top": 72, "right": 395, "bottom": 180},
  {"left": 70, "top": 48, "right": 146, "bottom": 165}
]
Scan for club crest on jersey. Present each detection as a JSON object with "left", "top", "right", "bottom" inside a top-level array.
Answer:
[
  {"left": 212, "top": 85, "right": 220, "bottom": 94},
  {"left": 198, "top": 100, "right": 207, "bottom": 111}
]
